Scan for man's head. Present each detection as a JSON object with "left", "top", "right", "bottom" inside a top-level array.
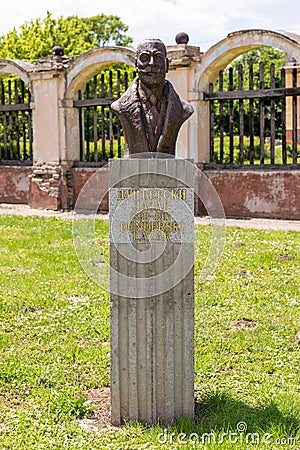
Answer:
[{"left": 135, "top": 38, "right": 169, "bottom": 89}]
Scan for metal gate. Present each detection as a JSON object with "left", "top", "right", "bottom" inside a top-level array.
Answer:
[
  {"left": 204, "top": 61, "right": 300, "bottom": 166},
  {"left": 0, "top": 78, "right": 33, "bottom": 162},
  {"left": 74, "top": 67, "right": 135, "bottom": 163}
]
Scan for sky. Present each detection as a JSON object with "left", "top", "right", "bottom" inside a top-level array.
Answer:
[{"left": 1, "top": 0, "right": 300, "bottom": 52}]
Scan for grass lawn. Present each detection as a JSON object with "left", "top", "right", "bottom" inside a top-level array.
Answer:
[{"left": 0, "top": 215, "right": 299, "bottom": 449}]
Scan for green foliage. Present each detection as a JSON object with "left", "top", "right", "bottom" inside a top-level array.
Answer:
[
  {"left": 213, "top": 135, "right": 300, "bottom": 164},
  {"left": 81, "top": 15, "right": 133, "bottom": 47},
  {"left": 227, "top": 47, "right": 286, "bottom": 89},
  {"left": 0, "top": 215, "right": 299, "bottom": 448},
  {"left": 213, "top": 48, "right": 286, "bottom": 144},
  {"left": 80, "top": 66, "right": 136, "bottom": 162},
  {"left": 0, "top": 77, "right": 32, "bottom": 161},
  {"left": 0, "top": 11, "right": 133, "bottom": 62}
]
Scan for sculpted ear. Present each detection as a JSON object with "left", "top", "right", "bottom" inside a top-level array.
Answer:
[{"left": 165, "top": 57, "right": 169, "bottom": 73}]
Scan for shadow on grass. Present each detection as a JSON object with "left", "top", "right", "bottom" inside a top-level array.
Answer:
[{"left": 173, "top": 391, "right": 299, "bottom": 438}]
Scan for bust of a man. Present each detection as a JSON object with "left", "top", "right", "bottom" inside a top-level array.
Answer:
[{"left": 111, "top": 38, "right": 193, "bottom": 155}]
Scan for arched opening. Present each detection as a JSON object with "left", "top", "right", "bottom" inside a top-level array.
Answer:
[
  {"left": 198, "top": 30, "right": 300, "bottom": 166},
  {"left": 0, "top": 60, "right": 34, "bottom": 162},
  {"left": 75, "top": 63, "right": 136, "bottom": 162},
  {"left": 64, "top": 47, "right": 136, "bottom": 163},
  {"left": 65, "top": 47, "right": 135, "bottom": 98}
]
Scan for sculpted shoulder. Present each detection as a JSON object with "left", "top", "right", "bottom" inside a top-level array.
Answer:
[{"left": 111, "top": 79, "right": 139, "bottom": 115}]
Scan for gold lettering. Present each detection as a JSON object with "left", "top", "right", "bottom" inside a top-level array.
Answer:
[
  {"left": 179, "top": 189, "right": 186, "bottom": 200},
  {"left": 155, "top": 211, "right": 171, "bottom": 220},
  {"left": 141, "top": 190, "right": 148, "bottom": 200},
  {"left": 144, "top": 221, "right": 151, "bottom": 232},
  {"left": 132, "top": 190, "right": 139, "bottom": 200},
  {"left": 140, "top": 201, "right": 148, "bottom": 210},
  {"left": 133, "top": 231, "right": 141, "bottom": 242},
  {"left": 171, "top": 189, "right": 177, "bottom": 200},
  {"left": 120, "top": 222, "right": 127, "bottom": 232},
  {"left": 165, "top": 231, "right": 171, "bottom": 241},
  {"left": 149, "top": 230, "right": 163, "bottom": 242},
  {"left": 135, "top": 221, "right": 143, "bottom": 232},
  {"left": 117, "top": 190, "right": 125, "bottom": 200},
  {"left": 157, "top": 222, "right": 165, "bottom": 231},
  {"left": 156, "top": 190, "right": 162, "bottom": 200}
]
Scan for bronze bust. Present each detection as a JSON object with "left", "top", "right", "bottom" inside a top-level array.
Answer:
[{"left": 111, "top": 38, "right": 194, "bottom": 156}]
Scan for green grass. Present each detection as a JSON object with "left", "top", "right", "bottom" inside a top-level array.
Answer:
[
  {"left": 213, "top": 135, "right": 300, "bottom": 164},
  {"left": 0, "top": 215, "right": 299, "bottom": 449}
]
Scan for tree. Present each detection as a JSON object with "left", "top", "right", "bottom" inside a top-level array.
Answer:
[
  {"left": 214, "top": 47, "right": 286, "bottom": 138},
  {"left": 0, "top": 11, "right": 133, "bottom": 62}
]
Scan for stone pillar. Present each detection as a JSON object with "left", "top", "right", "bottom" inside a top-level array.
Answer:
[
  {"left": 109, "top": 158, "right": 194, "bottom": 425},
  {"left": 28, "top": 54, "right": 75, "bottom": 210},
  {"left": 284, "top": 65, "right": 300, "bottom": 141},
  {"left": 167, "top": 42, "right": 202, "bottom": 162}
]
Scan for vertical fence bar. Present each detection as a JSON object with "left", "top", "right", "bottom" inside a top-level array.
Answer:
[
  {"left": 209, "top": 83, "right": 214, "bottom": 163},
  {"left": 1, "top": 80, "right": 7, "bottom": 160},
  {"left": 14, "top": 80, "right": 20, "bottom": 160},
  {"left": 249, "top": 59, "right": 255, "bottom": 164},
  {"left": 238, "top": 64, "right": 244, "bottom": 164},
  {"left": 85, "top": 82, "right": 91, "bottom": 161},
  {"left": 270, "top": 64, "right": 276, "bottom": 164},
  {"left": 292, "top": 68, "right": 298, "bottom": 164},
  {"left": 28, "top": 90, "right": 33, "bottom": 160},
  {"left": 281, "top": 68, "right": 287, "bottom": 165},
  {"left": 109, "top": 70, "right": 114, "bottom": 159},
  {"left": 229, "top": 68, "right": 234, "bottom": 163},
  {"left": 20, "top": 81, "right": 27, "bottom": 160},
  {"left": 219, "top": 70, "right": 224, "bottom": 164},
  {"left": 78, "top": 90, "right": 84, "bottom": 161},
  {"left": 117, "top": 70, "right": 122, "bottom": 158},
  {"left": 101, "top": 74, "right": 106, "bottom": 161},
  {"left": 8, "top": 80, "right": 13, "bottom": 159},
  {"left": 93, "top": 75, "right": 98, "bottom": 162},
  {"left": 259, "top": 62, "right": 265, "bottom": 164}
]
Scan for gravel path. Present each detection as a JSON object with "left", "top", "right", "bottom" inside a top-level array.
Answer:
[{"left": 0, "top": 203, "right": 299, "bottom": 231}]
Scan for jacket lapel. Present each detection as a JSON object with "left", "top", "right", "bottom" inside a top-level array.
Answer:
[
  {"left": 121, "top": 80, "right": 150, "bottom": 151},
  {"left": 157, "top": 81, "right": 183, "bottom": 152}
]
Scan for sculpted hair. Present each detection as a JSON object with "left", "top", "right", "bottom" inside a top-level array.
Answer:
[{"left": 136, "top": 38, "right": 167, "bottom": 56}]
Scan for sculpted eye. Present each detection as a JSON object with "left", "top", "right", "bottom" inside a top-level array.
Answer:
[
  {"left": 154, "top": 53, "right": 164, "bottom": 62},
  {"left": 139, "top": 53, "right": 150, "bottom": 63}
]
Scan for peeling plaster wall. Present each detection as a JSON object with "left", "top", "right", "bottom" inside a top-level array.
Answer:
[
  {"left": 202, "top": 169, "right": 300, "bottom": 219},
  {"left": 0, "top": 166, "right": 299, "bottom": 219},
  {"left": 0, "top": 166, "right": 31, "bottom": 204},
  {"left": 72, "top": 167, "right": 109, "bottom": 211}
]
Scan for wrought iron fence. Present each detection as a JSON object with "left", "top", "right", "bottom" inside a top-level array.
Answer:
[
  {"left": 0, "top": 78, "right": 33, "bottom": 162},
  {"left": 204, "top": 62, "right": 300, "bottom": 166},
  {"left": 74, "top": 67, "right": 135, "bottom": 163}
]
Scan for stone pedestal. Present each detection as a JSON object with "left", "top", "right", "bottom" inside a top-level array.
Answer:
[{"left": 109, "top": 158, "right": 194, "bottom": 425}]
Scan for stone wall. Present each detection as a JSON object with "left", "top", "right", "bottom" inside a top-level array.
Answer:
[
  {"left": 1, "top": 165, "right": 299, "bottom": 219},
  {"left": 198, "top": 168, "right": 300, "bottom": 220},
  {"left": 0, "top": 166, "right": 31, "bottom": 204}
]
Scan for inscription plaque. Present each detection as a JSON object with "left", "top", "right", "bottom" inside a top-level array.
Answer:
[{"left": 110, "top": 187, "right": 194, "bottom": 244}]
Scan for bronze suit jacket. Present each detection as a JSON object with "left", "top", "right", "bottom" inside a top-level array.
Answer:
[{"left": 111, "top": 78, "right": 193, "bottom": 155}]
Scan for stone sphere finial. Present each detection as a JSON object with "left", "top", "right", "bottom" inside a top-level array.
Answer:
[
  {"left": 175, "top": 32, "right": 189, "bottom": 45},
  {"left": 52, "top": 46, "right": 64, "bottom": 57}
]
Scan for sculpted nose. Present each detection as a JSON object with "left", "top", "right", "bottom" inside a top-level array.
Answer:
[{"left": 149, "top": 55, "right": 154, "bottom": 66}]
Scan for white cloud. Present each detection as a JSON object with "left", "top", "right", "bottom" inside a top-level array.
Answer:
[{"left": 0, "top": 0, "right": 300, "bottom": 52}]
